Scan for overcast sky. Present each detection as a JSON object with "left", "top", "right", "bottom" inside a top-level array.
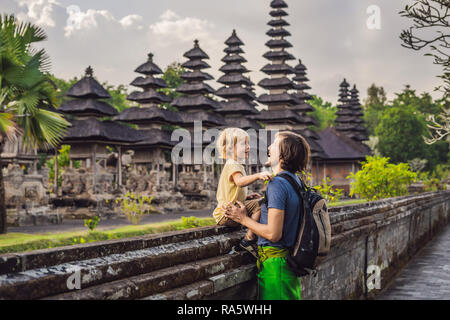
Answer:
[{"left": 0, "top": 0, "right": 444, "bottom": 105}]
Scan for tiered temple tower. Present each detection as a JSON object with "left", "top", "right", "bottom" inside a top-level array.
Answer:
[
  {"left": 216, "top": 30, "right": 260, "bottom": 131},
  {"left": 253, "top": 0, "right": 305, "bottom": 131},
  {"left": 334, "top": 80, "right": 368, "bottom": 143},
  {"left": 114, "top": 53, "right": 179, "bottom": 189},
  {"left": 291, "top": 59, "right": 325, "bottom": 159},
  {"left": 59, "top": 66, "right": 143, "bottom": 190},
  {"left": 171, "top": 40, "right": 223, "bottom": 129},
  {"left": 348, "top": 85, "right": 369, "bottom": 143}
]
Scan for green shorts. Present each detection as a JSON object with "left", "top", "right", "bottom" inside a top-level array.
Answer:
[{"left": 257, "top": 246, "right": 302, "bottom": 300}]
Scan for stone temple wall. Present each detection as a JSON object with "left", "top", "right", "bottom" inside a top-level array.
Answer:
[{"left": 0, "top": 190, "right": 448, "bottom": 300}]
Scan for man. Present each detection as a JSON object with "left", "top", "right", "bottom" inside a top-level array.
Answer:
[{"left": 224, "top": 131, "right": 311, "bottom": 300}]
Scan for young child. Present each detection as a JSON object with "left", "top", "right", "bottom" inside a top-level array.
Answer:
[{"left": 213, "top": 128, "right": 272, "bottom": 258}]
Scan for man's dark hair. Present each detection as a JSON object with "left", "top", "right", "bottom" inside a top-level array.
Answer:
[{"left": 278, "top": 131, "right": 311, "bottom": 173}]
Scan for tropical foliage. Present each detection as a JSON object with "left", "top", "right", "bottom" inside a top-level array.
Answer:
[
  {"left": 0, "top": 14, "right": 71, "bottom": 234},
  {"left": 347, "top": 155, "right": 418, "bottom": 201}
]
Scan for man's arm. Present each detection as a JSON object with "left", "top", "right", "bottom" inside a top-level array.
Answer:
[{"left": 225, "top": 201, "right": 284, "bottom": 243}]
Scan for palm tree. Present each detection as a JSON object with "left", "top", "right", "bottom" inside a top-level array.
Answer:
[{"left": 0, "top": 14, "right": 71, "bottom": 234}]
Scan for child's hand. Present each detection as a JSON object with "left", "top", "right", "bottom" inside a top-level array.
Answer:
[{"left": 258, "top": 171, "right": 272, "bottom": 182}]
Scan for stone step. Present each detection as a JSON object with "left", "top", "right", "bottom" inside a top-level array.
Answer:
[
  {"left": 0, "top": 225, "right": 237, "bottom": 275},
  {"left": 142, "top": 264, "right": 257, "bottom": 300},
  {"left": 0, "top": 231, "right": 243, "bottom": 300},
  {"left": 42, "top": 252, "right": 253, "bottom": 300}
]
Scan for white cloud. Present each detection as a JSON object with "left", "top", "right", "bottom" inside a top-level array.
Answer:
[
  {"left": 16, "top": 0, "right": 59, "bottom": 27},
  {"left": 119, "top": 14, "right": 144, "bottom": 30},
  {"left": 149, "top": 9, "right": 215, "bottom": 47}
]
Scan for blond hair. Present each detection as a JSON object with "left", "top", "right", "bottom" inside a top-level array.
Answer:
[{"left": 217, "top": 128, "right": 249, "bottom": 159}]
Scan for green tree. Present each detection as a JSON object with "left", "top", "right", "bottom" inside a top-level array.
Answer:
[
  {"left": 0, "top": 15, "right": 71, "bottom": 234},
  {"left": 363, "top": 84, "right": 387, "bottom": 136},
  {"left": 101, "top": 82, "right": 132, "bottom": 112},
  {"left": 309, "top": 95, "right": 337, "bottom": 131},
  {"left": 375, "top": 87, "right": 449, "bottom": 173},
  {"left": 348, "top": 155, "right": 418, "bottom": 201},
  {"left": 160, "top": 62, "right": 185, "bottom": 111}
]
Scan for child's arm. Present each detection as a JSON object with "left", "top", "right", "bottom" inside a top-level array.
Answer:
[{"left": 231, "top": 171, "right": 272, "bottom": 188}]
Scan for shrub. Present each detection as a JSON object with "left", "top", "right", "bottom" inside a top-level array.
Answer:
[
  {"left": 300, "top": 171, "right": 344, "bottom": 205},
  {"left": 84, "top": 216, "right": 100, "bottom": 232},
  {"left": 347, "top": 155, "right": 418, "bottom": 201},
  {"left": 115, "top": 192, "right": 154, "bottom": 225}
]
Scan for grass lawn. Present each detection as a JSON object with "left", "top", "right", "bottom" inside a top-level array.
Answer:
[
  {"left": 0, "top": 217, "right": 216, "bottom": 255},
  {"left": 0, "top": 199, "right": 368, "bottom": 255}
]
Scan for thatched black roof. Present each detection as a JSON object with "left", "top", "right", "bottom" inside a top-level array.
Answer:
[
  {"left": 261, "top": 63, "right": 295, "bottom": 75},
  {"left": 224, "top": 46, "right": 245, "bottom": 54},
  {"left": 133, "top": 128, "right": 175, "bottom": 147},
  {"left": 295, "top": 92, "right": 314, "bottom": 101},
  {"left": 179, "top": 111, "right": 224, "bottom": 127},
  {"left": 171, "top": 95, "right": 220, "bottom": 110},
  {"left": 63, "top": 117, "right": 143, "bottom": 144},
  {"left": 225, "top": 30, "right": 244, "bottom": 46},
  {"left": 258, "top": 93, "right": 300, "bottom": 106},
  {"left": 340, "top": 78, "right": 350, "bottom": 88},
  {"left": 224, "top": 117, "right": 262, "bottom": 130},
  {"left": 216, "top": 87, "right": 256, "bottom": 100},
  {"left": 258, "top": 77, "right": 295, "bottom": 90},
  {"left": 134, "top": 53, "right": 163, "bottom": 75},
  {"left": 252, "top": 109, "right": 304, "bottom": 124},
  {"left": 130, "top": 76, "right": 168, "bottom": 89},
  {"left": 183, "top": 40, "right": 209, "bottom": 60},
  {"left": 293, "top": 75, "right": 309, "bottom": 82},
  {"left": 266, "top": 39, "right": 293, "bottom": 49},
  {"left": 263, "top": 50, "right": 295, "bottom": 61},
  {"left": 181, "top": 59, "right": 211, "bottom": 70},
  {"left": 59, "top": 99, "right": 118, "bottom": 118},
  {"left": 66, "top": 67, "right": 111, "bottom": 100},
  {"left": 127, "top": 90, "right": 172, "bottom": 104},
  {"left": 222, "top": 54, "right": 247, "bottom": 64},
  {"left": 271, "top": 0, "right": 288, "bottom": 9},
  {"left": 219, "top": 63, "right": 249, "bottom": 74},
  {"left": 294, "top": 83, "right": 311, "bottom": 91},
  {"left": 270, "top": 9, "right": 288, "bottom": 17},
  {"left": 176, "top": 83, "right": 215, "bottom": 95},
  {"left": 217, "top": 100, "right": 259, "bottom": 115},
  {"left": 113, "top": 106, "right": 182, "bottom": 125},
  {"left": 181, "top": 70, "right": 214, "bottom": 82},
  {"left": 290, "top": 102, "right": 314, "bottom": 113},
  {"left": 217, "top": 74, "right": 254, "bottom": 86},
  {"left": 316, "top": 127, "right": 371, "bottom": 160},
  {"left": 266, "top": 28, "right": 291, "bottom": 38},
  {"left": 268, "top": 19, "right": 290, "bottom": 27}
]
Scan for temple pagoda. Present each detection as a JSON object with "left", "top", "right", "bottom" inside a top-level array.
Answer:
[
  {"left": 253, "top": 0, "right": 305, "bottom": 131},
  {"left": 334, "top": 80, "right": 368, "bottom": 143},
  {"left": 216, "top": 30, "right": 260, "bottom": 131},
  {"left": 60, "top": 66, "right": 143, "bottom": 190},
  {"left": 114, "top": 53, "right": 178, "bottom": 186},
  {"left": 290, "top": 59, "right": 325, "bottom": 159},
  {"left": 348, "top": 85, "right": 370, "bottom": 143},
  {"left": 171, "top": 40, "right": 223, "bottom": 129}
]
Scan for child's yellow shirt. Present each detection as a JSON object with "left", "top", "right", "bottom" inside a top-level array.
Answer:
[{"left": 213, "top": 159, "right": 248, "bottom": 223}]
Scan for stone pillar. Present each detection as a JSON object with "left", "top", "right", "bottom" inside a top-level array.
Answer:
[
  {"left": 92, "top": 144, "right": 97, "bottom": 194},
  {"left": 54, "top": 148, "right": 58, "bottom": 194},
  {"left": 117, "top": 146, "right": 122, "bottom": 187}
]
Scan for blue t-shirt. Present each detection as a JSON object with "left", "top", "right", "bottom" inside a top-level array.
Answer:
[{"left": 257, "top": 171, "right": 303, "bottom": 249}]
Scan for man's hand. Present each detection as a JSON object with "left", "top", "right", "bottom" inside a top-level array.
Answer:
[
  {"left": 224, "top": 201, "right": 248, "bottom": 224},
  {"left": 246, "top": 193, "right": 261, "bottom": 200}
]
